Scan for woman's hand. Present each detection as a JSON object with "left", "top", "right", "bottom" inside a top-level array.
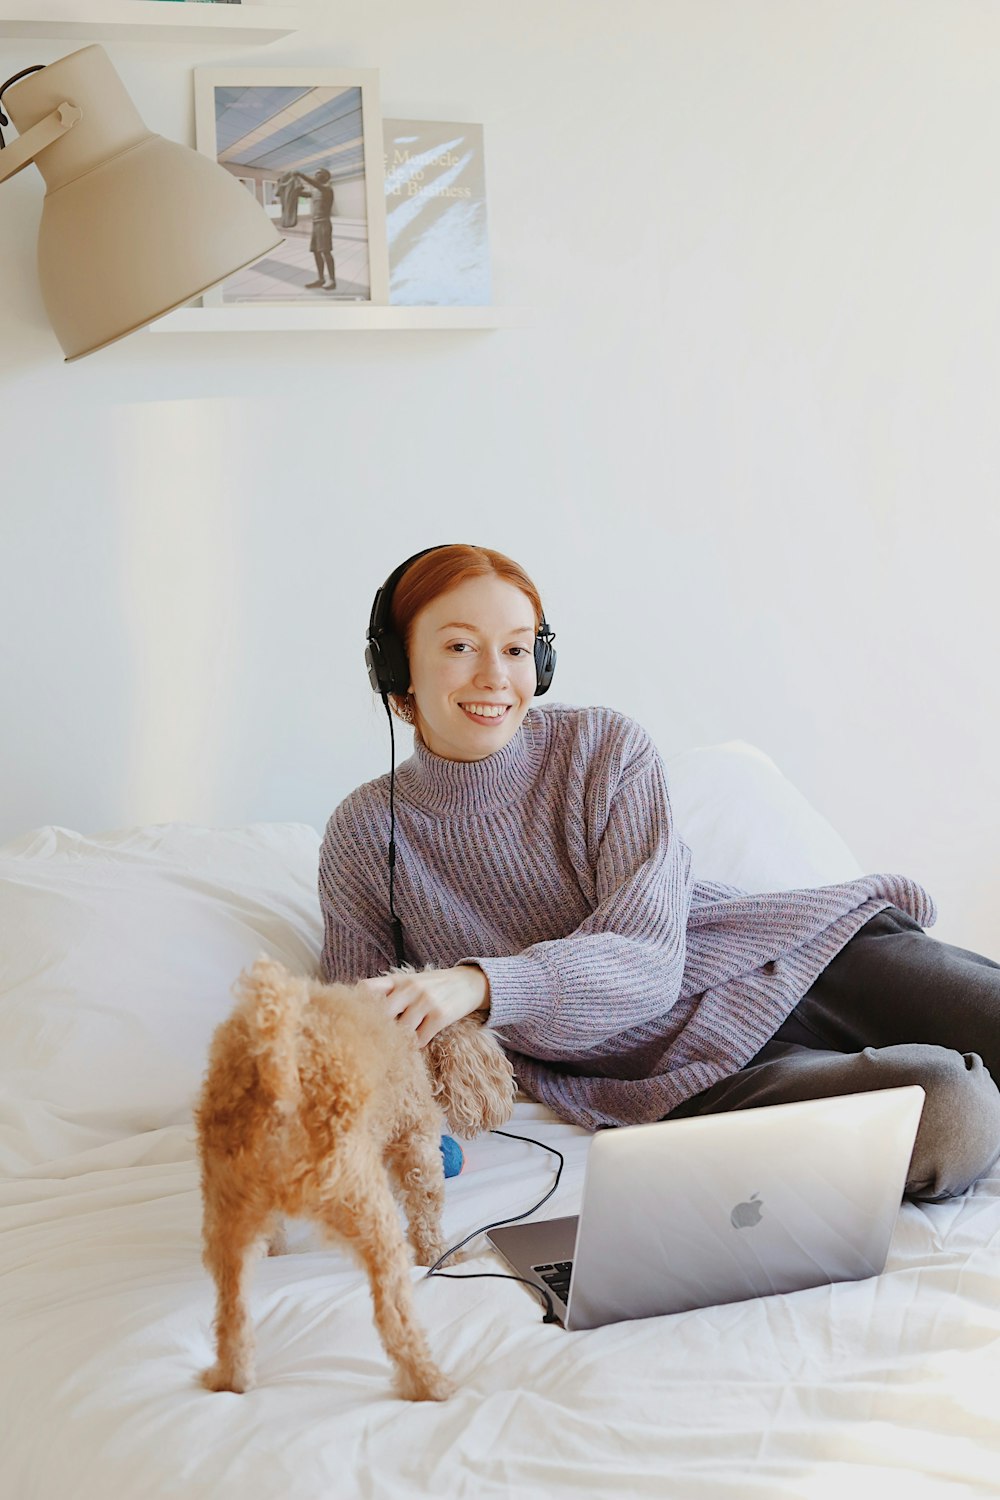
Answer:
[{"left": 358, "top": 964, "right": 490, "bottom": 1048}]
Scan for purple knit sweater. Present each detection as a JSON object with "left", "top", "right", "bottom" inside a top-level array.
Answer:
[{"left": 318, "top": 703, "right": 937, "bottom": 1129}]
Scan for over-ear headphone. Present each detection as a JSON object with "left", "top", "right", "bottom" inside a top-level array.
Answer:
[{"left": 365, "top": 544, "right": 557, "bottom": 700}]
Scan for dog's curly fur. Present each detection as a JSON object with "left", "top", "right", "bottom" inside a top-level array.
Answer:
[{"left": 194, "top": 955, "right": 516, "bottom": 1402}]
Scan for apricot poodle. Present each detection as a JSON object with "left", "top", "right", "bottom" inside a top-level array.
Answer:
[{"left": 195, "top": 955, "right": 516, "bottom": 1402}]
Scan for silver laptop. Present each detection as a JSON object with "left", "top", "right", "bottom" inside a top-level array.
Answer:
[{"left": 487, "top": 1085, "right": 925, "bottom": 1331}]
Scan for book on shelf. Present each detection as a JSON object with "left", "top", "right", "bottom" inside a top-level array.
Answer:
[{"left": 383, "top": 119, "right": 490, "bottom": 307}]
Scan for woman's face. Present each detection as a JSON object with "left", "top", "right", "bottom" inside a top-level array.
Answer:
[{"left": 406, "top": 575, "right": 539, "bottom": 762}]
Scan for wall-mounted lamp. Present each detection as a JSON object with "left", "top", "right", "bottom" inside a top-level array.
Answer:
[{"left": 0, "top": 44, "right": 282, "bottom": 362}]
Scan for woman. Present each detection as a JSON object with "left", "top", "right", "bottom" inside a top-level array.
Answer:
[{"left": 319, "top": 545, "right": 1000, "bottom": 1203}]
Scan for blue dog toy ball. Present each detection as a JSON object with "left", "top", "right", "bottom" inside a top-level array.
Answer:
[{"left": 440, "top": 1134, "right": 465, "bottom": 1178}]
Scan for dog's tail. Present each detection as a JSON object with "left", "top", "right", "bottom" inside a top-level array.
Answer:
[{"left": 232, "top": 954, "right": 307, "bottom": 1112}]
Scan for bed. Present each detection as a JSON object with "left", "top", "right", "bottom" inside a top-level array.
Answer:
[{"left": 2, "top": 740, "right": 997, "bottom": 1499}]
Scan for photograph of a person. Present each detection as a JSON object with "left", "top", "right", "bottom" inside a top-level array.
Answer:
[{"left": 194, "top": 68, "right": 389, "bottom": 305}]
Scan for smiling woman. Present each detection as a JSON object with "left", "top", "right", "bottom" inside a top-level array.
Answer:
[
  {"left": 382, "top": 544, "right": 546, "bottom": 759},
  {"left": 317, "top": 542, "right": 1000, "bottom": 1209}
]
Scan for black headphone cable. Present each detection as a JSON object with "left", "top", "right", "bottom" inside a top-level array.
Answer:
[
  {"left": 424, "top": 1128, "right": 566, "bottom": 1324},
  {"left": 380, "top": 691, "right": 407, "bottom": 967}
]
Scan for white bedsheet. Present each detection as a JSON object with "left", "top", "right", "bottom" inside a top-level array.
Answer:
[
  {"left": 2, "top": 745, "right": 997, "bottom": 1497},
  {"left": 2, "top": 1105, "right": 999, "bottom": 1499}
]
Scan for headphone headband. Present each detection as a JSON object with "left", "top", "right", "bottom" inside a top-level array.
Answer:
[{"left": 365, "top": 544, "right": 556, "bottom": 700}]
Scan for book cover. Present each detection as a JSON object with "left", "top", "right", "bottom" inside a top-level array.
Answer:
[{"left": 383, "top": 119, "right": 490, "bottom": 306}]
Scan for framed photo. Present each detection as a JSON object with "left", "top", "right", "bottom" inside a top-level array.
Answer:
[{"left": 194, "top": 68, "right": 389, "bottom": 306}]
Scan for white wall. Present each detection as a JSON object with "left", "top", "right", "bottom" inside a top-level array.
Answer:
[{"left": 1, "top": 0, "right": 997, "bottom": 955}]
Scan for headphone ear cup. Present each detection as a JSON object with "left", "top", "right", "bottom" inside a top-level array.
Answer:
[
  {"left": 533, "top": 636, "right": 556, "bottom": 696},
  {"left": 365, "top": 544, "right": 447, "bottom": 700},
  {"left": 366, "top": 631, "right": 411, "bottom": 696},
  {"left": 380, "top": 632, "right": 411, "bottom": 696},
  {"left": 365, "top": 638, "right": 385, "bottom": 694}
]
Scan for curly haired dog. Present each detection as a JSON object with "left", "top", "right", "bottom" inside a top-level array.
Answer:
[{"left": 195, "top": 955, "right": 517, "bottom": 1402}]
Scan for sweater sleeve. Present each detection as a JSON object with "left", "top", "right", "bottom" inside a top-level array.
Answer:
[
  {"left": 458, "top": 734, "right": 695, "bottom": 1062},
  {"left": 320, "top": 906, "right": 395, "bottom": 986},
  {"left": 318, "top": 805, "right": 397, "bottom": 984}
]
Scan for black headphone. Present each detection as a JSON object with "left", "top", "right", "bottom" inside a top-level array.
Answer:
[
  {"left": 365, "top": 544, "right": 557, "bottom": 700},
  {"left": 364, "top": 545, "right": 557, "bottom": 964}
]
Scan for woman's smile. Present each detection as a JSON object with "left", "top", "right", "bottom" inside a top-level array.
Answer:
[{"left": 459, "top": 702, "right": 511, "bottom": 724}]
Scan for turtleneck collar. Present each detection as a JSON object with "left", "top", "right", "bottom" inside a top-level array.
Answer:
[{"left": 392, "top": 706, "right": 550, "bottom": 816}]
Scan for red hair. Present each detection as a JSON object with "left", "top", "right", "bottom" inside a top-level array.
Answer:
[{"left": 385, "top": 545, "right": 544, "bottom": 725}]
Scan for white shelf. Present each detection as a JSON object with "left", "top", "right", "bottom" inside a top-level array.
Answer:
[
  {"left": 0, "top": 2, "right": 307, "bottom": 44},
  {"left": 148, "top": 305, "right": 528, "bottom": 333}
]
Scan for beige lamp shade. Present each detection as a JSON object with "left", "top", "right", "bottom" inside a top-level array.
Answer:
[{"left": 3, "top": 45, "right": 282, "bottom": 361}]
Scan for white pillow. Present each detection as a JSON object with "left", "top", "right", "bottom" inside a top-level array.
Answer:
[
  {"left": 665, "top": 739, "right": 864, "bottom": 892},
  {"left": 0, "top": 822, "right": 323, "bottom": 1170},
  {"left": 0, "top": 747, "right": 860, "bottom": 1168}
]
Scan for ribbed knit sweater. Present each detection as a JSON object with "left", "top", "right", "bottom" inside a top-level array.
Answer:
[{"left": 318, "top": 703, "right": 937, "bottom": 1129}]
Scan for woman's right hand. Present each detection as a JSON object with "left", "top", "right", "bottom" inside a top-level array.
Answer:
[{"left": 356, "top": 965, "right": 490, "bottom": 1048}]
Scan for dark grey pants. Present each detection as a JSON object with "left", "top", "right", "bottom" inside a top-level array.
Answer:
[{"left": 664, "top": 907, "right": 1000, "bottom": 1202}]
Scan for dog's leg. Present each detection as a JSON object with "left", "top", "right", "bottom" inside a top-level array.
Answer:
[
  {"left": 385, "top": 1124, "right": 448, "bottom": 1268},
  {"left": 200, "top": 1202, "right": 270, "bottom": 1394},
  {"left": 265, "top": 1213, "right": 288, "bottom": 1256},
  {"left": 322, "top": 1167, "right": 457, "bottom": 1403}
]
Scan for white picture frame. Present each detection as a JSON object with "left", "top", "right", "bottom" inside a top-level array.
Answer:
[{"left": 193, "top": 66, "right": 389, "bottom": 309}]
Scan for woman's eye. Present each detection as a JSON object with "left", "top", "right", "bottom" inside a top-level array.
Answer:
[{"left": 448, "top": 643, "right": 531, "bottom": 655}]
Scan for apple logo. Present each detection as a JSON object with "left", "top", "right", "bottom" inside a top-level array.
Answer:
[{"left": 730, "top": 1192, "right": 764, "bottom": 1230}]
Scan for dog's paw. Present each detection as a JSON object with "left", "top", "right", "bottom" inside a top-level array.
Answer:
[
  {"left": 265, "top": 1219, "right": 289, "bottom": 1256},
  {"left": 394, "top": 1365, "right": 458, "bottom": 1403},
  {"left": 200, "top": 1363, "right": 255, "bottom": 1394},
  {"left": 410, "top": 1242, "right": 446, "bottom": 1268},
  {"left": 444, "top": 1244, "right": 479, "bottom": 1266}
]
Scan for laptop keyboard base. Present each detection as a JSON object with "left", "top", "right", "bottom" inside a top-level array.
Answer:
[{"left": 533, "top": 1259, "right": 573, "bottom": 1305}]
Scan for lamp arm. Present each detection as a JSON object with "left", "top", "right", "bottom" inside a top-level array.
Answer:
[{"left": 0, "top": 101, "right": 82, "bottom": 185}]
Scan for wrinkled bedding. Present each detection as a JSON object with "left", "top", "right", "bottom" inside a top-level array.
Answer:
[
  {"left": 2, "top": 754, "right": 997, "bottom": 1498},
  {"left": 2, "top": 1103, "right": 999, "bottom": 1499}
]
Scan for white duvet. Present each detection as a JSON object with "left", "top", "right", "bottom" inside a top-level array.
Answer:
[{"left": 2, "top": 743, "right": 997, "bottom": 1498}]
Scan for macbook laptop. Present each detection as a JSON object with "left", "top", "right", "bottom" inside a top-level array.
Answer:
[{"left": 487, "top": 1085, "right": 925, "bottom": 1330}]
